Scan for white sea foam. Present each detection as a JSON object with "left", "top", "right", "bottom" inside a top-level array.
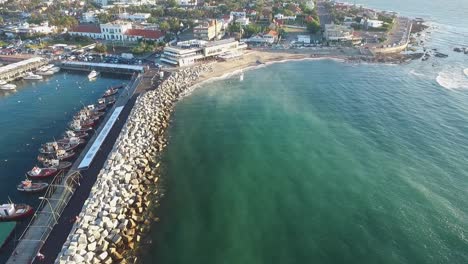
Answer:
[
  {"left": 436, "top": 68, "right": 468, "bottom": 90},
  {"left": 464, "top": 68, "right": 468, "bottom": 77}
]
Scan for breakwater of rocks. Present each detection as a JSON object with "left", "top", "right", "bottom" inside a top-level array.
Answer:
[{"left": 55, "top": 64, "right": 213, "bottom": 264}]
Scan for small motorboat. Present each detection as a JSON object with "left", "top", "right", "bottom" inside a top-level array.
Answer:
[
  {"left": 0, "top": 203, "right": 34, "bottom": 222},
  {"left": 50, "top": 66, "right": 60, "bottom": 73},
  {"left": 23, "top": 72, "right": 43, "bottom": 80},
  {"left": 36, "top": 70, "right": 54, "bottom": 76},
  {"left": 17, "top": 180, "right": 48, "bottom": 193},
  {"left": 0, "top": 84, "right": 16, "bottom": 91},
  {"left": 64, "top": 130, "right": 89, "bottom": 139},
  {"left": 102, "top": 88, "right": 118, "bottom": 97},
  {"left": 88, "top": 70, "right": 99, "bottom": 80},
  {"left": 0, "top": 80, "right": 6, "bottom": 85},
  {"left": 26, "top": 166, "right": 58, "bottom": 179}
]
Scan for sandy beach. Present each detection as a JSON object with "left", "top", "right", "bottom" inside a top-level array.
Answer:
[{"left": 197, "top": 49, "right": 350, "bottom": 82}]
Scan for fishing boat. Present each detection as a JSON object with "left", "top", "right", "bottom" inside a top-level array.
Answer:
[
  {"left": 26, "top": 166, "right": 58, "bottom": 179},
  {"left": 0, "top": 203, "right": 34, "bottom": 222},
  {"left": 39, "top": 140, "right": 80, "bottom": 154},
  {"left": 88, "top": 70, "right": 99, "bottom": 80},
  {"left": 38, "top": 149, "right": 76, "bottom": 162},
  {"left": 57, "top": 136, "right": 86, "bottom": 146},
  {"left": 17, "top": 180, "right": 48, "bottom": 193},
  {"left": 110, "top": 84, "right": 124, "bottom": 89},
  {"left": 0, "top": 84, "right": 16, "bottom": 91},
  {"left": 69, "top": 122, "right": 93, "bottom": 132},
  {"left": 41, "top": 158, "right": 72, "bottom": 170},
  {"left": 98, "top": 96, "right": 116, "bottom": 106},
  {"left": 23, "top": 72, "right": 43, "bottom": 80},
  {"left": 64, "top": 130, "right": 89, "bottom": 139},
  {"left": 102, "top": 87, "right": 118, "bottom": 97},
  {"left": 72, "top": 117, "right": 95, "bottom": 127},
  {"left": 86, "top": 103, "right": 107, "bottom": 112}
]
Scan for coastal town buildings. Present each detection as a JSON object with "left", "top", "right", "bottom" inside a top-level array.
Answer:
[
  {"left": 297, "top": 35, "right": 311, "bottom": 44},
  {"left": 246, "top": 30, "right": 279, "bottom": 44},
  {"left": 178, "top": 0, "right": 197, "bottom": 6},
  {"left": 69, "top": 22, "right": 165, "bottom": 42},
  {"left": 161, "top": 38, "right": 247, "bottom": 66},
  {"left": 1, "top": 22, "right": 57, "bottom": 37},
  {"left": 360, "top": 19, "right": 384, "bottom": 28},
  {"left": 324, "top": 24, "right": 354, "bottom": 42},
  {"left": 118, "top": 13, "right": 151, "bottom": 22},
  {"left": 193, "top": 20, "right": 224, "bottom": 41}
]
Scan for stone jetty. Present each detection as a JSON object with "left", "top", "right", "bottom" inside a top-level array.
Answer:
[{"left": 55, "top": 64, "right": 213, "bottom": 264}]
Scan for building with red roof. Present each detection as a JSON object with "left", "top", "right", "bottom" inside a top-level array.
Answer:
[{"left": 68, "top": 23, "right": 166, "bottom": 42}]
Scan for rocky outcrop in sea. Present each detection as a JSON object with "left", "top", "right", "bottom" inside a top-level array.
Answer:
[{"left": 55, "top": 64, "right": 213, "bottom": 264}]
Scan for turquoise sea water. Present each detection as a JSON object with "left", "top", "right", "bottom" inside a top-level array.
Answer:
[
  {"left": 143, "top": 0, "right": 468, "bottom": 263},
  {"left": 144, "top": 61, "right": 468, "bottom": 264},
  {"left": 0, "top": 72, "right": 127, "bottom": 261}
]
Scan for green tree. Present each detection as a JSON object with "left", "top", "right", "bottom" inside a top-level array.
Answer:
[
  {"left": 159, "top": 21, "right": 170, "bottom": 31},
  {"left": 147, "top": 17, "right": 157, "bottom": 24},
  {"left": 96, "top": 13, "right": 112, "bottom": 23},
  {"left": 94, "top": 43, "right": 107, "bottom": 53},
  {"left": 307, "top": 20, "right": 320, "bottom": 34},
  {"left": 243, "top": 24, "right": 261, "bottom": 37}
]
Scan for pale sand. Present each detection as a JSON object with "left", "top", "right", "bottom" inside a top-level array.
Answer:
[{"left": 197, "top": 49, "right": 347, "bottom": 82}]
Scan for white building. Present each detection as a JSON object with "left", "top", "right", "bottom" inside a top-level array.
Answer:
[
  {"left": 324, "top": 24, "right": 354, "bottom": 41},
  {"left": 161, "top": 38, "right": 247, "bottom": 67},
  {"left": 246, "top": 30, "right": 278, "bottom": 44},
  {"left": 178, "top": 0, "right": 197, "bottom": 6},
  {"left": 361, "top": 19, "right": 384, "bottom": 28},
  {"left": 274, "top": 13, "right": 296, "bottom": 20},
  {"left": 230, "top": 11, "right": 247, "bottom": 18},
  {"left": 297, "top": 35, "right": 311, "bottom": 44},
  {"left": 82, "top": 11, "right": 99, "bottom": 23},
  {"left": 118, "top": 13, "right": 151, "bottom": 22},
  {"left": 236, "top": 17, "right": 250, "bottom": 26},
  {"left": 100, "top": 21, "right": 133, "bottom": 41},
  {"left": 69, "top": 23, "right": 165, "bottom": 42}
]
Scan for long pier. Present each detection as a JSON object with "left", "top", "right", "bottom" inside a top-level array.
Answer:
[
  {"left": 6, "top": 74, "right": 142, "bottom": 264},
  {"left": 0, "top": 57, "right": 48, "bottom": 82},
  {"left": 59, "top": 61, "right": 145, "bottom": 75}
]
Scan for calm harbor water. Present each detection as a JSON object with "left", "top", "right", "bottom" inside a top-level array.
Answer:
[
  {"left": 0, "top": 72, "right": 127, "bottom": 262},
  {"left": 143, "top": 1, "right": 468, "bottom": 263}
]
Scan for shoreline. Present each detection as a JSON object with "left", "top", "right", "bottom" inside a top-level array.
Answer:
[{"left": 52, "top": 48, "right": 417, "bottom": 263}]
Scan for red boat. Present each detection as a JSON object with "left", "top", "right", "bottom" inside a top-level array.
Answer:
[
  {"left": 43, "top": 159, "right": 72, "bottom": 170},
  {"left": 41, "top": 159, "right": 72, "bottom": 170},
  {"left": 64, "top": 130, "right": 88, "bottom": 139},
  {"left": 39, "top": 141, "right": 80, "bottom": 154},
  {"left": 69, "top": 120, "right": 94, "bottom": 132},
  {"left": 38, "top": 149, "right": 76, "bottom": 162},
  {"left": 26, "top": 166, "right": 58, "bottom": 179},
  {"left": 102, "top": 88, "right": 118, "bottom": 97},
  {"left": 0, "top": 203, "right": 34, "bottom": 222},
  {"left": 17, "top": 180, "right": 48, "bottom": 193}
]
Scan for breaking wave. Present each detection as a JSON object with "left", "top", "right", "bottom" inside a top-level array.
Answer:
[{"left": 436, "top": 69, "right": 468, "bottom": 90}]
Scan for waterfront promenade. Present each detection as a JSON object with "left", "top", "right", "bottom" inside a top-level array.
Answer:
[{"left": 6, "top": 73, "right": 143, "bottom": 264}]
